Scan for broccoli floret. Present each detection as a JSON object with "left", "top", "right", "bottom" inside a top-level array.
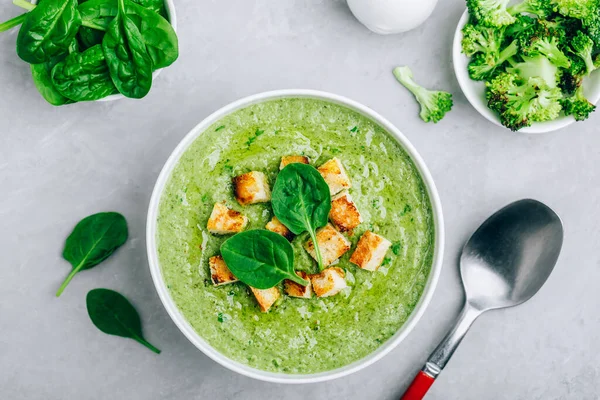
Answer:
[
  {"left": 506, "top": 55, "right": 560, "bottom": 88},
  {"left": 525, "top": 36, "right": 571, "bottom": 68},
  {"left": 551, "top": 0, "right": 597, "bottom": 20},
  {"left": 539, "top": 15, "right": 583, "bottom": 41},
  {"left": 486, "top": 73, "right": 563, "bottom": 131},
  {"left": 392, "top": 66, "right": 453, "bottom": 123},
  {"left": 571, "top": 31, "right": 597, "bottom": 74},
  {"left": 506, "top": 14, "right": 538, "bottom": 39},
  {"left": 561, "top": 85, "right": 597, "bottom": 120},
  {"left": 508, "top": 0, "right": 553, "bottom": 18},
  {"left": 468, "top": 40, "right": 519, "bottom": 81},
  {"left": 559, "top": 65, "right": 584, "bottom": 95},
  {"left": 461, "top": 23, "right": 503, "bottom": 58},
  {"left": 583, "top": 14, "right": 600, "bottom": 46},
  {"left": 467, "top": 0, "right": 515, "bottom": 28}
]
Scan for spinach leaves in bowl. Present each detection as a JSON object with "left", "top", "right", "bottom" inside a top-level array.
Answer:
[{"left": 0, "top": 0, "right": 178, "bottom": 105}]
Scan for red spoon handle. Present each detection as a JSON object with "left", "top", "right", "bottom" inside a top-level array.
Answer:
[{"left": 400, "top": 370, "right": 435, "bottom": 400}]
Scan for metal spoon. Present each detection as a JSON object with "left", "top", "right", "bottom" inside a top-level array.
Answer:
[{"left": 401, "top": 199, "right": 564, "bottom": 400}]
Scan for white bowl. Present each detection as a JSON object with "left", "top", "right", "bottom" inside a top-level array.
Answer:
[
  {"left": 453, "top": 9, "right": 600, "bottom": 134},
  {"left": 99, "top": 0, "right": 177, "bottom": 102},
  {"left": 146, "top": 90, "right": 445, "bottom": 383}
]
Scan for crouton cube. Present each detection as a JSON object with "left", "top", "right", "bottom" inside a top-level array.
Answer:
[
  {"left": 349, "top": 231, "right": 392, "bottom": 271},
  {"left": 304, "top": 223, "right": 351, "bottom": 267},
  {"left": 250, "top": 286, "right": 281, "bottom": 312},
  {"left": 330, "top": 191, "right": 362, "bottom": 232},
  {"left": 233, "top": 171, "right": 271, "bottom": 205},
  {"left": 318, "top": 158, "right": 351, "bottom": 196},
  {"left": 209, "top": 255, "right": 238, "bottom": 286},
  {"left": 310, "top": 267, "right": 347, "bottom": 297},
  {"left": 265, "top": 216, "right": 294, "bottom": 241},
  {"left": 284, "top": 271, "right": 312, "bottom": 298},
  {"left": 207, "top": 203, "right": 248, "bottom": 235},
  {"left": 280, "top": 155, "right": 310, "bottom": 170}
]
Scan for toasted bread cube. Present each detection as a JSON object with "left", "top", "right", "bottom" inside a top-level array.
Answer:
[
  {"left": 310, "top": 267, "right": 347, "bottom": 297},
  {"left": 349, "top": 231, "right": 392, "bottom": 271},
  {"left": 209, "top": 255, "right": 238, "bottom": 286},
  {"left": 284, "top": 271, "right": 312, "bottom": 298},
  {"left": 318, "top": 158, "right": 351, "bottom": 196},
  {"left": 250, "top": 286, "right": 280, "bottom": 312},
  {"left": 265, "top": 216, "right": 294, "bottom": 241},
  {"left": 304, "top": 223, "right": 351, "bottom": 267},
  {"left": 330, "top": 191, "right": 362, "bottom": 232},
  {"left": 280, "top": 155, "right": 310, "bottom": 170},
  {"left": 207, "top": 203, "right": 248, "bottom": 234},
  {"left": 233, "top": 171, "right": 271, "bottom": 205}
]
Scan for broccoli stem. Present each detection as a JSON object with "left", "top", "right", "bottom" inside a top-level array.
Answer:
[{"left": 392, "top": 66, "right": 422, "bottom": 98}]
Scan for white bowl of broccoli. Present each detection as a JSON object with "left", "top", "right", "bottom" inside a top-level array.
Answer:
[{"left": 453, "top": 2, "right": 600, "bottom": 134}]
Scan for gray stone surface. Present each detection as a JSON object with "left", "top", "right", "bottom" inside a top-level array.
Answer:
[{"left": 1, "top": 0, "right": 599, "bottom": 399}]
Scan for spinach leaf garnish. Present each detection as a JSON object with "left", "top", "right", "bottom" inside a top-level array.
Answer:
[
  {"left": 272, "top": 163, "right": 331, "bottom": 271},
  {"left": 86, "top": 288, "right": 160, "bottom": 354},
  {"left": 57, "top": 212, "right": 128, "bottom": 297},
  {"left": 221, "top": 230, "right": 309, "bottom": 289}
]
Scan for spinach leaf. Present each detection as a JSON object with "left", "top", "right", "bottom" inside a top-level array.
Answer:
[
  {"left": 78, "top": 26, "right": 105, "bottom": 49},
  {"left": 79, "top": 0, "right": 178, "bottom": 69},
  {"left": 102, "top": 0, "right": 153, "bottom": 98},
  {"left": 31, "top": 40, "right": 79, "bottom": 106},
  {"left": 130, "top": 0, "right": 166, "bottom": 16},
  {"left": 57, "top": 212, "right": 128, "bottom": 297},
  {"left": 51, "top": 44, "right": 118, "bottom": 101},
  {"left": 221, "top": 230, "right": 310, "bottom": 289},
  {"left": 17, "top": 0, "right": 82, "bottom": 63},
  {"left": 272, "top": 163, "right": 331, "bottom": 271},
  {"left": 86, "top": 289, "right": 160, "bottom": 354}
]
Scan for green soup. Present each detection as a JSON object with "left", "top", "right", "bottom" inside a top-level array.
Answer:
[{"left": 156, "top": 98, "right": 435, "bottom": 374}]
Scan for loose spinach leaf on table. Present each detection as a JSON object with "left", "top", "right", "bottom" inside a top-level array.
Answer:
[
  {"left": 87, "top": 289, "right": 161, "bottom": 354},
  {"left": 17, "top": 0, "right": 82, "bottom": 63},
  {"left": 102, "top": 0, "right": 153, "bottom": 98},
  {"left": 272, "top": 163, "right": 331, "bottom": 271},
  {"left": 79, "top": 0, "right": 178, "bottom": 69},
  {"left": 51, "top": 44, "right": 118, "bottom": 101},
  {"left": 57, "top": 212, "right": 128, "bottom": 297},
  {"left": 221, "top": 230, "right": 310, "bottom": 289}
]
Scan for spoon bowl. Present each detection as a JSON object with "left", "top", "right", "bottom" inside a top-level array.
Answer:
[{"left": 461, "top": 199, "right": 564, "bottom": 311}]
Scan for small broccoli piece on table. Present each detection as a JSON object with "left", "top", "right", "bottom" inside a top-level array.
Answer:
[
  {"left": 561, "top": 85, "right": 597, "bottom": 121},
  {"left": 468, "top": 40, "right": 519, "bottom": 81},
  {"left": 486, "top": 73, "right": 563, "bottom": 131},
  {"left": 467, "top": 0, "right": 515, "bottom": 28},
  {"left": 392, "top": 66, "right": 453, "bottom": 124},
  {"left": 571, "top": 31, "right": 597, "bottom": 75}
]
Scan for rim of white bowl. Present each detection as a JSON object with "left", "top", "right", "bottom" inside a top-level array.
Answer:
[
  {"left": 98, "top": 0, "right": 177, "bottom": 102},
  {"left": 146, "top": 89, "right": 445, "bottom": 384},
  {"left": 453, "top": 9, "right": 600, "bottom": 134}
]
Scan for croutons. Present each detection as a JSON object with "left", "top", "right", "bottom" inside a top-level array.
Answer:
[
  {"left": 265, "top": 216, "right": 294, "bottom": 241},
  {"left": 304, "top": 223, "right": 351, "bottom": 267},
  {"left": 284, "top": 271, "right": 312, "bottom": 298},
  {"left": 330, "top": 191, "right": 362, "bottom": 232},
  {"left": 207, "top": 203, "right": 248, "bottom": 235},
  {"left": 280, "top": 155, "right": 310, "bottom": 170},
  {"left": 209, "top": 255, "right": 238, "bottom": 286},
  {"left": 318, "top": 157, "right": 351, "bottom": 196},
  {"left": 250, "top": 286, "right": 281, "bottom": 312},
  {"left": 310, "top": 267, "right": 347, "bottom": 297},
  {"left": 349, "top": 231, "right": 392, "bottom": 271},
  {"left": 233, "top": 171, "right": 271, "bottom": 205}
]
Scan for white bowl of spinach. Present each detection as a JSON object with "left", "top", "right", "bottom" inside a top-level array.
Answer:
[{"left": 0, "top": 0, "right": 178, "bottom": 105}]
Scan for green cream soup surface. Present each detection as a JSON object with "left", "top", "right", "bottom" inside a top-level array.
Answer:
[{"left": 157, "top": 98, "right": 435, "bottom": 374}]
